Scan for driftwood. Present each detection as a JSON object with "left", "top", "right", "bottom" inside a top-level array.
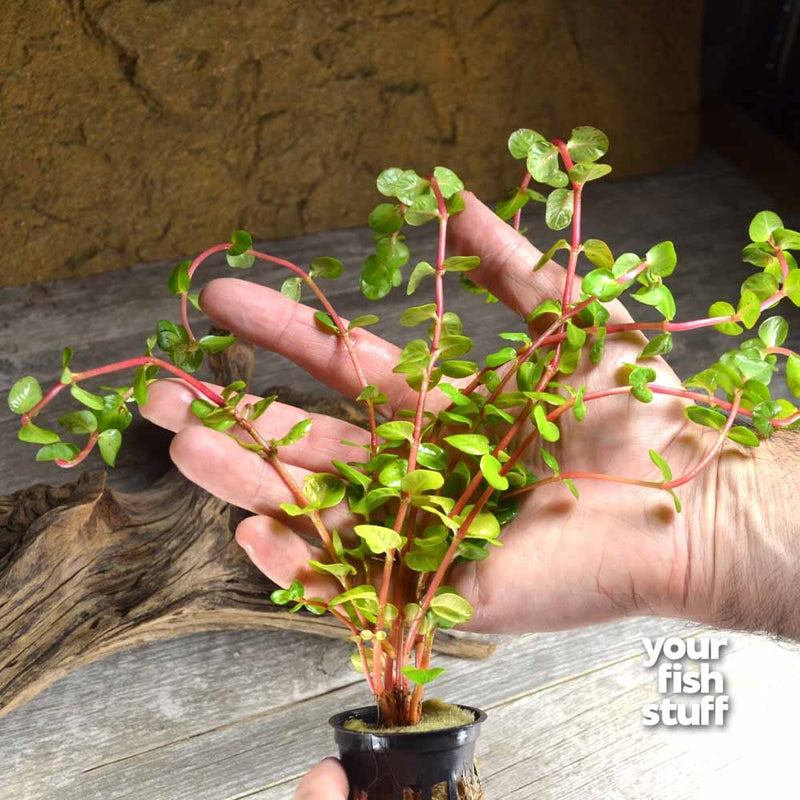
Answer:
[{"left": 0, "top": 338, "right": 494, "bottom": 718}]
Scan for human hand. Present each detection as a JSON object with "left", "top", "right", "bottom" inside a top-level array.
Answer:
[
  {"left": 141, "top": 192, "right": 792, "bottom": 636},
  {"left": 292, "top": 758, "right": 348, "bottom": 800}
]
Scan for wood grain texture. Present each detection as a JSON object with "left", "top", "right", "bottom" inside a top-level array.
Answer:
[
  {"left": 0, "top": 468, "right": 493, "bottom": 719},
  {"left": 2, "top": 151, "right": 800, "bottom": 798}
]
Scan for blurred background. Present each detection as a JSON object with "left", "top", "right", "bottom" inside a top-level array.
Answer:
[
  {"left": 4, "top": 0, "right": 800, "bottom": 286},
  {"left": 0, "top": 0, "right": 742, "bottom": 285}
]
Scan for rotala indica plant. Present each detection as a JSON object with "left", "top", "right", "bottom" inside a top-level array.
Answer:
[{"left": 8, "top": 126, "right": 800, "bottom": 727}]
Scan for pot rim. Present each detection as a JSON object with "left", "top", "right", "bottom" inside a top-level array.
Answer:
[{"left": 329, "top": 703, "right": 487, "bottom": 747}]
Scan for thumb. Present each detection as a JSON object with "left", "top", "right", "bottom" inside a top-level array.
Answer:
[{"left": 293, "top": 758, "right": 348, "bottom": 800}]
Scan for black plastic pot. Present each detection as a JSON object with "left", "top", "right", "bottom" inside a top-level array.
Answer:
[{"left": 329, "top": 704, "right": 487, "bottom": 800}]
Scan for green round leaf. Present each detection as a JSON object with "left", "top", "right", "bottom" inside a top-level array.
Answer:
[
  {"left": 430, "top": 589, "right": 474, "bottom": 625},
  {"left": 632, "top": 285, "right": 676, "bottom": 321},
  {"left": 273, "top": 418, "right": 313, "bottom": 447},
  {"left": 376, "top": 167, "right": 403, "bottom": 197},
  {"left": 566, "top": 126, "right": 609, "bottom": 163},
  {"left": 310, "top": 257, "right": 344, "bottom": 280},
  {"left": 479, "top": 454, "right": 508, "bottom": 491},
  {"left": 639, "top": 332, "right": 674, "bottom": 360},
  {"left": 417, "top": 442, "right": 447, "bottom": 471},
  {"left": 348, "top": 314, "right": 380, "bottom": 331},
  {"left": 58, "top": 409, "right": 98, "bottom": 435},
  {"left": 400, "top": 303, "right": 437, "bottom": 327},
  {"left": 685, "top": 405, "right": 727, "bottom": 430},
  {"left": 737, "top": 289, "right": 761, "bottom": 330},
  {"left": 378, "top": 457, "right": 408, "bottom": 488},
  {"left": 533, "top": 403, "right": 560, "bottom": 442},
  {"left": 443, "top": 434, "right": 492, "bottom": 456},
  {"left": 199, "top": 334, "right": 236, "bottom": 354},
  {"left": 401, "top": 469, "right": 444, "bottom": 495},
  {"left": 376, "top": 237, "right": 410, "bottom": 270},
  {"left": 98, "top": 428, "right": 122, "bottom": 467},
  {"left": 360, "top": 255, "right": 394, "bottom": 300},
  {"left": 375, "top": 420, "right": 414, "bottom": 443},
  {"left": 568, "top": 163, "right": 612, "bottom": 183},
  {"left": 787, "top": 353, "right": 800, "bottom": 398},
  {"left": 19, "top": 422, "right": 60, "bottom": 444},
  {"left": 433, "top": 166, "right": 464, "bottom": 199},
  {"left": 527, "top": 139, "right": 559, "bottom": 183},
  {"left": 407, "top": 261, "right": 435, "bottom": 295},
  {"left": 308, "top": 560, "right": 356, "bottom": 580},
  {"left": 314, "top": 311, "right": 340, "bottom": 334},
  {"left": 748, "top": 210, "right": 784, "bottom": 243},
  {"left": 303, "top": 473, "right": 346, "bottom": 509},
  {"left": 167, "top": 260, "right": 191, "bottom": 294},
  {"left": 394, "top": 170, "right": 429, "bottom": 206},
  {"left": 727, "top": 426, "right": 760, "bottom": 447},
  {"left": 401, "top": 666, "right": 446, "bottom": 686},
  {"left": 8, "top": 376, "right": 43, "bottom": 415},
  {"left": 70, "top": 383, "right": 106, "bottom": 411},
  {"left": 508, "top": 128, "right": 542, "bottom": 159},
  {"left": 545, "top": 188, "right": 574, "bottom": 231},
  {"left": 646, "top": 241, "right": 677, "bottom": 277},
  {"left": 36, "top": 442, "right": 80, "bottom": 463},
  {"left": 353, "top": 524, "right": 404, "bottom": 555},
  {"left": 281, "top": 277, "right": 302, "bottom": 301},
  {"left": 758, "top": 316, "right": 789, "bottom": 348},
  {"left": 329, "top": 585, "right": 377, "bottom": 607},
  {"left": 368, "top": 203, "right": 405, "bottom": 235},
  {"left": 708, "top": 301, "right": 742, "bottom": 336},
  {"left": 582, "top": 239, "right": 614, "bottom": 270},
  {"left": 581, "top": 269, "right": 622, "bottom": 302}
]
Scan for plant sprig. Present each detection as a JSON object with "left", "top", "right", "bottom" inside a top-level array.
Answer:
[{"left": 9, "top": 125, "right": 800, "bottom": 726}]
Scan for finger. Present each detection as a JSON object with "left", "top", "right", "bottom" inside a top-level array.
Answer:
[
  {"left": 198, "top": 278, "right": 419, "bottom": 413},
  {"left": 141, "top": 378, "right": 370, "bottom": 472},
  {"left": 448, "top": 192, "right": 632, "bottom": 325},
  {"left": 169, "top": 426, "right": 358, "bottom": 535},
  {"left": 293, "top": 758, "right": 348, "bottom": 800},
  {"left": 448, "top": 490, "right": 670, "bottom": 633},
  {"left": 236, "top": 515, "right": 338, "bottom": 601}
]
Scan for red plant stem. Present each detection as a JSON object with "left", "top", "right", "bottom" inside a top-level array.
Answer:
[
  {"left": 665, "top": 391, "right": 742, "bottom": 488},
  {"left": 509, "top": 391, "right": 744, "bottom": 499},
  {"left": 22, "top": 357, "right": 226, "bottom": 426},
  {"left": 177, "top": 242, "right": 379, "bottom": 453},
  {"left": 19, "top": 355, "right": 352, "bottom": 582},
  {"left": 248, "top": 250, "right": 378, "bottom": 452},
  {"left": 408, "top": 633, "right": 433, "bottom": 721},
  {"left": 374, "top": 178, "right": 450, "bottom": 696},
  {"left": 767, "top": 346, "right": 797, "bottom": 358},
  {"left": 548, "top": 382, "right": 790, "bottom": 428},
  {"left": 512, "top": 172, "right": 532, "bottom": 232},
  {"left": 55, "top": 430, "right": 100, "bottom": 468},
  {"left": 405, "top": 151, "right": 588, "bottom": 651},
  {"left": 551, "top": 139, "right": 580, "bottom": 308},
  {"left": 536, "top": 299, "right": 783, "bottom": 348},
  {"left": 775, "top": 246, "right": 791, "bottom": 281},
  {"left": 181, "top": 243, "right": 231, "bottom": 342},
  {"left": 616, "top": 260, "right": 647, "bottom": 285}
]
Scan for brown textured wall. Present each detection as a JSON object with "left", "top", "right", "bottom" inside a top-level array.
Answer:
[{"left": 0, "top": 1, "right": 702, "bottom": 286}]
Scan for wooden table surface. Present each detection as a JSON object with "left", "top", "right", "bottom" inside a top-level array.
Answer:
[{"left": 2, "top": 151, "right": 800, "bottom": 799}]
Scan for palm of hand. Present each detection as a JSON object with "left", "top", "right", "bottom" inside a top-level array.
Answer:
[{"left": 143, "top": 192, "right": 718, "bottom": 634}]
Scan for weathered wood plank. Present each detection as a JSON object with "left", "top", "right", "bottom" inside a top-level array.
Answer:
[
  {"left": 1, "top": 616, "right": 687, "bottom": 799},
  {"left": 252, "top": 631, "right": 800, "bottom": 800}
]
